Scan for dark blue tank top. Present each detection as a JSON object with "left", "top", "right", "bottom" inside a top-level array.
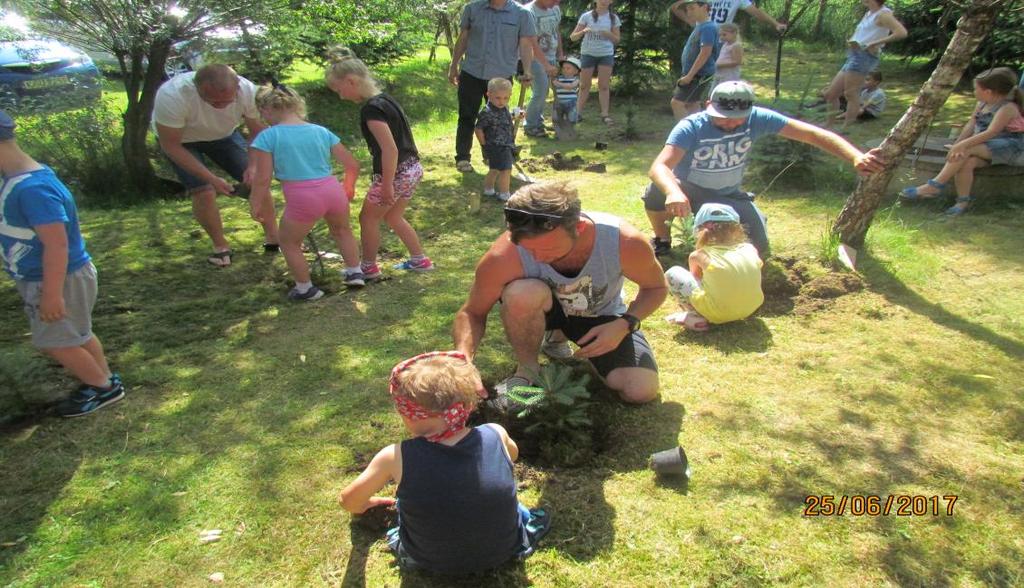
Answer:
[{"left": 396, "top": 425, "right": 524, "bottom": 574}]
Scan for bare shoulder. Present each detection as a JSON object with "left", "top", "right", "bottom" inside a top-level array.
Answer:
[{"left": 618, "top": 219, "right": 656, "bottom": 259}]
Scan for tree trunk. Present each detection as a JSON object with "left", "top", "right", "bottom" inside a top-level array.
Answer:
[
  {"left": 812, "top": 0, "right": 827, "bottom": 37},
  {"left": 122, "top": 40, "right": 172, "bottom": 195},
  {"left": 832, "top": 0, "right": 1006, "bottom": 250}
]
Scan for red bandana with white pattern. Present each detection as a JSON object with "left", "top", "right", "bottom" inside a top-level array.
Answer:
[{"left": 389, "top": 351, "right": 473, "bottom": 443}]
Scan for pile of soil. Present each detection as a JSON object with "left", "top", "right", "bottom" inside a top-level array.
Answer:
[
  {"left": 760, "top": 256, "right": 864, "bottom": 316},
  {"left": 519, "top": 152, "right": 606, "bottom": 173}
]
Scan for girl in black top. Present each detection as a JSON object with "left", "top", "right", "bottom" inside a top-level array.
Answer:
[{"left": 326, "top": 48, "right": 434, "bottom": 277}]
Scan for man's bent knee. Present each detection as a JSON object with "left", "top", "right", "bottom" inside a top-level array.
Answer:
[
  {"left": 501, "top": 279, "right": 553, "bottom": 314},
  {"left": 606, "top": 367, "right": 659, "bottom": 404}
]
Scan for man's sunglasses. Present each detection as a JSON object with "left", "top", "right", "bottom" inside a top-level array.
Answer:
[
  {"left": 713, "top": 97, "right": 753, "bottom": 111},
  {"left": 503, "top": 207, "right": 570, "bottom": 231}
]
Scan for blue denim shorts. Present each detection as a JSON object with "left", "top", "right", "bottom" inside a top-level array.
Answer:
[
  {"left": 840, "top": 48, "right": 880, "bottom": 75},
  {"left": 484, "top": 144, "right": 514, "bottom": 171},
  {"left": 985, "top": 134, "right": 1024, "bottom": 166},
  {"left": 580, "top": 54, "right": 614, "bottom": 70},
  {"left": 164, "top": 130, "right": 249, "bottom": 190}
]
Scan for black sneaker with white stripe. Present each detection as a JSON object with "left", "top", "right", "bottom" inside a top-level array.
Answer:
[{"left": 56, "top": 375, "right": 126, "bottom": 418}]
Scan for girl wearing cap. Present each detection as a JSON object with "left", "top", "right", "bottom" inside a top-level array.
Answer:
[
  {"left": 663, "top": 203, "right": 763, "bottom": 331},
  {"left": 338, "top": 351, "right": 550, "bottom": 574}
]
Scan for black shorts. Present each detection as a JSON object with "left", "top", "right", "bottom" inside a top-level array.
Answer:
[
  {"left": 484, "top": 144, "right": 514, "bottom": 171},
  {"left": 672, "top": 76, "right": 713, "bottom": 103},
  {"left": 545, "top": 293, "right": 658, "bottom": 378}
]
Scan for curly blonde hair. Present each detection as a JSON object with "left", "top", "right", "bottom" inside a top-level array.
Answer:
[
  {"left": 695, "top": 221, "right": 748, "bottom": 249},
  {"left": 255, "top": 84, "right": 307, "bottom": 119},
  {"left": 392, "top": 355, "right": 481, "bottom": 413}
]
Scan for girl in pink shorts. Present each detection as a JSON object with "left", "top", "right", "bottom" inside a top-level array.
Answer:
[
  {"left": 326, "top": 48, "right": 433, "bottom": 279},
  {"left": 250, "top": 84, "right": 364, "bottom": 300}
]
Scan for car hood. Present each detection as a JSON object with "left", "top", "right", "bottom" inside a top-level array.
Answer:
[{"left": 0, "top": 39, "right": 84, "bottom": 66}]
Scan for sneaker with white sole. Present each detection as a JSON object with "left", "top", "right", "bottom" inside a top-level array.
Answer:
[
  {"left": 541, "top": 331, "right": 573, "bottom": 359},
  {"left": 455, "top": 160, "right": 474, "bottom": 173},
  {"left": 56, "top": 378, "right": 126, "bottom": 418},
  {"left": 392, "top": 257, "right": 435, "bottom": 272},
  {"left": 343, "top": 270, "right": 366, "bottom": 287},
  {"left": 288, "top": 286, "right": 324, "bottom": 301},
  {"left": 360, "top": 262, "right": 382, "bottom": 281}
]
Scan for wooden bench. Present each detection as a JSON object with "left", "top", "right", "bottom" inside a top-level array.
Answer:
[{"left": 866, "top": 135, "right": 1024, "bottom": 200}]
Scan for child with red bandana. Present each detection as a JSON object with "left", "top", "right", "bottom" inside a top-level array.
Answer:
[{"left": 338, "top": 352, "right": 551, "bottom": 574}]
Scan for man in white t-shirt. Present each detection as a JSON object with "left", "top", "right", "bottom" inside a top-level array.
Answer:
[
  {"left": 673, "top": 0, "right": 787, "bottom": 33},
  {"left": 153, "top": 64, "right": 278, "bottom": 267}
]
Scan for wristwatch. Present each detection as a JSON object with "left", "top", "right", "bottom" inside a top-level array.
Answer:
[{"left": 619, "top": 313, "right": 641, "bottom": 333}]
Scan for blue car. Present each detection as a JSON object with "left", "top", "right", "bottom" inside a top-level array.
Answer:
[{"left": 0, "top": 38, "right": 102, "bottom": 113}]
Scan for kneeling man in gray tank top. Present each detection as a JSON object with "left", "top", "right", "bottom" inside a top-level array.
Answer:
[{"left": 453, "top": 181, "right": 666, "bottom": 404}]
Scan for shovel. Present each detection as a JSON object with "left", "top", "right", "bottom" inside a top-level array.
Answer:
[{"left": 510, "top": 81, "right": 536, "bottom": 184}]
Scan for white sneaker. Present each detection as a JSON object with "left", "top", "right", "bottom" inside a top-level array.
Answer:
[{"left": 455, "top": 160, "right": 474, "bottom": 173}]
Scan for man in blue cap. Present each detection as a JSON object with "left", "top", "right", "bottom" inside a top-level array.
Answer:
[
  {"left": 0, "top": 110, "right": 125, "bottom": 417},
  {"left": 644, "top": 81, "right": 885, "bottom": 257}
]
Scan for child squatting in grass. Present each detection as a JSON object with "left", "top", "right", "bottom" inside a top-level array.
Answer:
[
  {"left": 249, "top": 83, "right": 364, "bottom": 299},
  {"left": 0, "top": 110, "right": 125, "bottom": 418},
  {"left": 664, "top": 203, "right": 764, "bottom": 332},
  {"left": 339, "top": 351, "right": 550, "bottom": 574},
  {"left": 326, "top": 48, "right": 435, "bottom": 275}
]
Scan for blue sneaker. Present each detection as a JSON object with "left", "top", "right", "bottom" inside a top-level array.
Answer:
[
  {"left": 392, "top": 257, "right": 435, "bottom": 272},
  {"left": 57, "top": 378, "right": 126, "bottom": 418},
  {"left": 288, "top": 285, "right": 324, "bottom": 301}
]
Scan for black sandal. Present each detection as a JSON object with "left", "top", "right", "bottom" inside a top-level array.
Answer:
[
  {"left": 207, "top": 250, "right": 232, "bottom": 267},
  {"left": 263, "top": 243, "right": 280, "bottom": 253}
]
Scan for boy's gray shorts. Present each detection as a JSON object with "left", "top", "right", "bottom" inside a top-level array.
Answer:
[{"left": 15, "top": 262, "right": 98, "bottom": 349}]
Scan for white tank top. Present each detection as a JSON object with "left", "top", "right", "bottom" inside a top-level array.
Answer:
[{"left": 849, "top": 6, "right": 893, "bottom": 50}]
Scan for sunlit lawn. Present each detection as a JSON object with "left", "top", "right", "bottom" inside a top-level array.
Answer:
[{"left": 1, "top": 43, "right": 1022, "bottom": 586}]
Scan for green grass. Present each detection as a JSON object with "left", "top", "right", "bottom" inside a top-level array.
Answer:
[{"left": 2, "top": 46, "right": 1023, "bottom": 587}]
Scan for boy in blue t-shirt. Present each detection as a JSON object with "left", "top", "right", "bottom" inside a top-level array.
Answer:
[
  {"left": 0, "top": 110, "right": 125, "bottom": 417},
  {"left": 670, "top": 0, "right": 720, "bottom": 119}
]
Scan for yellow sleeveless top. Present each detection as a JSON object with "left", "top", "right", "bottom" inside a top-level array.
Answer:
[{"left": 690, "top": 243, "right": 764, "bottom": 324}]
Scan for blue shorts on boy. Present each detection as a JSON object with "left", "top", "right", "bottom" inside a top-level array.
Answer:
[
  {"left": 476, "top": 102, "right": 516, "bottom": 171},
  {"left": 1, "top": 166, "right": 95, "bottom": 347},
  {"left": 391, "top": 424, "right": 534, "bottom": 574}
]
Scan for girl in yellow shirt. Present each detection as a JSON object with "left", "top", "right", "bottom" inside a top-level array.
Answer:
[{"left": 665, "top": 203, "right": 764, "bottom": 331}]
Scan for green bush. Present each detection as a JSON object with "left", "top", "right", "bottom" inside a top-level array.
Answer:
[{"left": 15, "top": 102, "right": 128, "bottom": 205}]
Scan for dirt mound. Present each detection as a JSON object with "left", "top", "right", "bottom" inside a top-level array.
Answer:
[
  {"left": 520, "top": 151, "right": 606, "bottom": 173},
  {"left": 759, "top": 255, "right": 864, "bottom": 316}
]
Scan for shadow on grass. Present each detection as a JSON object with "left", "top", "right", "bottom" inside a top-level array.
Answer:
[
  {"left": 858, "top": 252, "right": 1024, "bottom": 359},
  {"left": 673, "top": 317, "right": 773, "bottom": 354}
]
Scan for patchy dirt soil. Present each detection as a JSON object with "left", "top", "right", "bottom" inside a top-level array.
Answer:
[
  {"left": 520, "top": 151, "right": 607, "bottom": 173},
  {"left": 760, "top": 255, "right": 864, "bottom": 316}
]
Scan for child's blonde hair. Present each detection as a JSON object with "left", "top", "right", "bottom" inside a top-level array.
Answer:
[
  {"left": 488, "top": 78, "right": 513, "bottom": 94},
  {"left": 325, "top": 46, "right": 381, "bottom": 98},
  {"left": 392, "top": 355, "right": 481, "bottom": 413},
  {"left": 696, "top": 221, "right": 748, "bottom": 249},
  {"left": 719, "top": 23, "right": 740, "bottom": 40},
  {"left": 255, "top": 84, "right": 307, "bottom": 119}
]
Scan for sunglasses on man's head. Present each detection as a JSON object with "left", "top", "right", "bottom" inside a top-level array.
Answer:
[
  {"left": 503, "top": 207, "right": 569, "bottom": 232},
  {"left": 714, "top": 97, "right": 753, "bottom": 111}
]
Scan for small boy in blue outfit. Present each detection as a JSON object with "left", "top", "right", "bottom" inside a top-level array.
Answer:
[
  {"left": 553, "top": 57, "right": 582, "bottom": 138},
  {"left": 0, "top": 110, "right": 124, "bottom": 418},
  {"left": 475, "top": 78, "right": 522, "bottom": 202},
  {"left": 339, "top": 351, "right": 550, "bottom": 575}
]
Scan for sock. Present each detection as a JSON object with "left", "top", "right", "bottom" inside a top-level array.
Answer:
[
  {"left": 360, "top": 260, "right": 377, "bottom": 271},
  {"left": 345, "top": 266, "right": 361, "bottom": 275},
  {"left": 294, "top": 281, "right": 312, "bottom": 293},
  {"left": 409, "top": 255, "right": 426, "bottom": 263},
  {"left": 498, "top": 192, "right": 511, "bottom": 200},
  {"left": 483, "top": 187, "right": 496, "bottom": 195}
]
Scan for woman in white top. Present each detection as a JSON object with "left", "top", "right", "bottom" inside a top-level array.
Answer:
[
  {"left": 569, "top": 0, "right": 621, "bottom": 125},
  {"left": 823, "top": 0, "right": 906, "bottom": 131}
]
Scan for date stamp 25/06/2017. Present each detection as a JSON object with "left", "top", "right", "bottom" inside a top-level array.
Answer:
[{"left": 803, "top": 495, "right": 959, "bottom": 517}]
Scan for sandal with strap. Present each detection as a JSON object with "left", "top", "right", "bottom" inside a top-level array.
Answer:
[
  {"left": 207, "top": 249, "right": 233, "bottom": 267},
  {"left": 900, "top": 178, "right": 946, "bottom": 201},
  {"left": 945, "top": 196, "right": 974, "bottom": 216}
]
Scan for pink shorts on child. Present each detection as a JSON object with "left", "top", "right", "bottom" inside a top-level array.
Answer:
[
  {"left": 281, "top": 176, "right": 348, "bottom": 224},
  {"left": 366, "top": 158, "right": 423, "bottom": 207}
]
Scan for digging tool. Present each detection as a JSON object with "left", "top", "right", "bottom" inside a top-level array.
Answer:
[{"left": 510, "top": 81, "right": 537, "bottom": 184}]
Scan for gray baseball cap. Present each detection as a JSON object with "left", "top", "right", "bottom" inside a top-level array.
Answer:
[
  {"left": 0, "top": 110, "right": 15, "bottom": 141},
  {"left": 706, "top": 81, "right": 756, "bottom": 119}
]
